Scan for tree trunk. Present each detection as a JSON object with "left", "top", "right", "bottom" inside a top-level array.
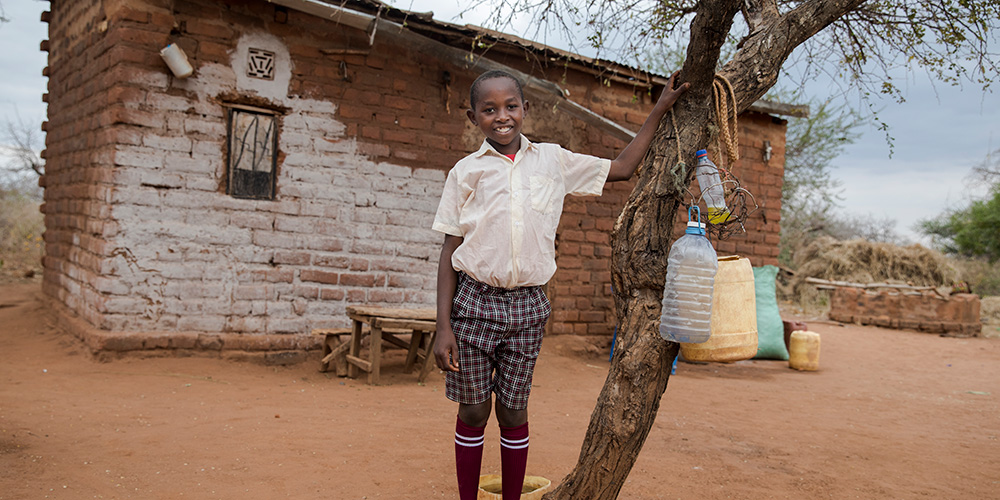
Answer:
[{"left": 544, "top": 1, "right": 863, "bottom": 499}]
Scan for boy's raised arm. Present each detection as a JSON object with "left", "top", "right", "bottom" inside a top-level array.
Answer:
[{"left": 607, "top": 72, "right": 690, "bottom": 182}]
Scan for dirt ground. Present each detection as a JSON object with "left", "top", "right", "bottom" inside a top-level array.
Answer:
[{"left": 2, "top": 282, "right": 999, "bottom": 500}]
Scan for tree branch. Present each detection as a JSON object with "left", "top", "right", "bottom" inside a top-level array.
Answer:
[
  {"left": 741, "top": 0, "right": 780, "bottom": 35},
  {"left": 722, "top": 0, "right": 867, "bottom": 113}
]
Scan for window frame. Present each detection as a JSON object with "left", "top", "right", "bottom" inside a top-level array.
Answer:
[{"left": 224, "top": 103, "right": 280, "bottom": 200}]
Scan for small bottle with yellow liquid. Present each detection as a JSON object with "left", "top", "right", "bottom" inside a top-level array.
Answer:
[{"left": 695, "top": 149, "right": 731, "bottom": 224}]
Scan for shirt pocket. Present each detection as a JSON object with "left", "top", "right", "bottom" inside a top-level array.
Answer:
[{"left": 529, "top": 176, "right": 557, "bottom": 215}]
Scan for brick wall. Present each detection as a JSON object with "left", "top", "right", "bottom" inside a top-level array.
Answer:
[
  {"left": 41, "top": 0, "right": 119, "bottom": 330},
  {"left": 42, "top": 0, "right": 786, "bottom": 351},
  {"left": 829, "top": 287, "right": 982, "bottom": 337},
  {"left": 550, "top": 111, "right": 786, "bottom": 335}
]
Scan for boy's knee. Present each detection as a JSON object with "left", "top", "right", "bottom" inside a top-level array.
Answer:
[
  {"left": 458, "top": 400, "right": 492, "bottom": 427},
  {"left": 495, "top": 401, "right": 527, "bottom": 427}
]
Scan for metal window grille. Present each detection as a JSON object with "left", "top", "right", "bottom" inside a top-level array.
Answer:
[
  {"left": 247, "top": 48, "right": 275, "bottom": 80},
  {"left": 227, "top": 106, "right": 278, "bottom": 199}
]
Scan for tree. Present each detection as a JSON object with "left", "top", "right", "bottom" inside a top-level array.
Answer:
[
  {"left": 466, "top": 1, "right": 999, "bottom": 499},
  {"left": 777, "top": 95, "right": 863, "bottom": 264},
  {"left": 1, "top": 110, "right": 45, "bottom": 199},
  {"left": 919, "top": 149, "right": 1000, "bottom": 262}
]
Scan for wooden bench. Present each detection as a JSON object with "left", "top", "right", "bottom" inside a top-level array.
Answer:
[{"left": 317, "top": 306, "right": 438, "bottom": 385}]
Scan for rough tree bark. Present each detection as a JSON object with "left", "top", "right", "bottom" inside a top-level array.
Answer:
[{"left": 545, "top": 1, "right": 864, "bottom": 498}]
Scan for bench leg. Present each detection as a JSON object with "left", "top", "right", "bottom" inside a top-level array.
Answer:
[
  {"left": 369, "top": 325, "right": 383, "bottom": 385},
  {"left": 418, "top": 330, "right": 438, "bottom": 383},
  {"left": 319, "top": 334, "right": 334, "bottom": 372},
  {"left": 348, "top": 320, "right": 363, "bottom": 379},
  {"left": 320, "top": 335, "right": 351, "bottom": 376},
  {"left": 404, "top": 330, "right": 426, "bottom": 373}
]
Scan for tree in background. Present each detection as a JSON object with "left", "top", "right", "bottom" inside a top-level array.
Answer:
[
  {"left": 468, "top": 1, "right": 998, "bottom": 498},
  {"left": 920, "top": 149, "right": 1000, "bottom": 263},
  {"left": 778, "top": 94, "right": 861, "bottom": 265},
  {"left": 1, "top": 110, "right": 44, "bottom": 197},
  {"left": 0, "top": 110, "right": 45, "bottom": 278}
]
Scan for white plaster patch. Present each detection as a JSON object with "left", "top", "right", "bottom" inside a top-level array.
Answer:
[{"left": 232, "top": 32, "right": 292, "bottom": 101}]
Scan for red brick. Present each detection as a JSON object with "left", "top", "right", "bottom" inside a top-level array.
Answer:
[
  {"left": 273, "top": 251, "right": 312, "bottom": 265},
  {"left": 301, "top": 270, "right": 339, "bottom": 285},
  {"left": 338, "top": 103, "right": 375, "bottom": 120},
  {"left": 382, "top": 129, "right": 419, "bottom": 145},
  {"left": 344, "top": 88, "right": 382, "bottom": 106},
  {"left": 384, "top": 95, "right": 420, "bottom": 111},
  {"left": 185, "top": 20, "right": 235, "bottom": 39},
  {"left": 339, "top": 273, "right": 375, "bottom": 287},
  {"left": 252, "top": 269, "right": 294, "bottom": 283},
  {"left": 398, "top": 115, "right": 430, "bottom": 130},
  {"left": 116, "top": 7, "right": 151, "bottom": 24},
  {"left": 368, "top": 289, "right": 404, "bottom": 303}
]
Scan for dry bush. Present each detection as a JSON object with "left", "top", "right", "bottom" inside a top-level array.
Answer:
[
  {"left": 0, "top": 193, "right": 44, "bottom": 283},
  {"left": 951, "top": 257, "right": 1000, "bottom": 297},
  {"left": 981, "top": 297, "right": 1000, "bottom": 338}
]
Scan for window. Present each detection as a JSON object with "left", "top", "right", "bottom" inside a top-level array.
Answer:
[{"left": 226, "top": 105, "right": 278, "bottom": 200}]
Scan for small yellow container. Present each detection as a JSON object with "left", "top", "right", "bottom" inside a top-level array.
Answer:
[
  {"left": 477, "top": 474, "right": 551, "bottom": 500},
  {"left": 680, "top": 256, "right": 758, "bottom": 362},
  {"left": 788, "top": 330, "right": 821, "bottom": 371}
]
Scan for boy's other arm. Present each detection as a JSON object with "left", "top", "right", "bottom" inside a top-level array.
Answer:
[
  {"left": 608, "top": 71, "right": 690, "bottom": 182},
  {"left": 434, "top": 234, "right": 463, "bottom": 372}
]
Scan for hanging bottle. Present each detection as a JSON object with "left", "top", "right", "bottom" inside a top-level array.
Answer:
[
  {"left": 695, "top": 149, "right": 731, "bottom": 224},
  {"left": 659, "top": 206, "right": 719, "bottom": 344}
]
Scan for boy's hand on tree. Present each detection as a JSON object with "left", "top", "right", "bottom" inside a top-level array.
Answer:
[
  {"left": 434, "top": 326, "right": 460, "bottom": 372},
  {"left": 654, "top": 71, "right": 690, "bottom": 112}
]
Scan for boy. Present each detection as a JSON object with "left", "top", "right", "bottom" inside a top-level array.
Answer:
[{"left": 432, "top": 69, "right": 689, "bottom": 500}]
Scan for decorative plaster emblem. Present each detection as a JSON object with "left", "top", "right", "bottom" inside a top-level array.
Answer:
[{"left": 247, "top": 48, "right": 275, "bottom": 80}]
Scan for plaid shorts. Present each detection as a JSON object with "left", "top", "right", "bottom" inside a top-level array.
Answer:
[{"left": 445, "top": 272, "right": 551, "bottom": 410}]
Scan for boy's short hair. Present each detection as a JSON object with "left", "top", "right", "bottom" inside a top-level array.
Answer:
[{"left": 470, "top": 70, "right": 525, "bottom": 108}]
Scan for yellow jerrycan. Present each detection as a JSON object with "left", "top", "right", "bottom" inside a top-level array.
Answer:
[
  {"left": 680, "top": 256, "right": 758, "bottom": 362},
  {"left": 788, "top": 330, "right": 821, "bottom": 371}
]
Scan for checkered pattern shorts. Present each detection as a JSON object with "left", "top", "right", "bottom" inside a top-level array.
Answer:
[{"left": 445, "top": 272, "right": 551, "bottom": 410}]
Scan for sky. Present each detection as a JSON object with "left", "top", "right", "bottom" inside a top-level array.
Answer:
[{"left": 2, "top": 0, "right": 997, "bottom": 245}]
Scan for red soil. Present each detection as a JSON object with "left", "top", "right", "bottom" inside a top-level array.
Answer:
[{"left": 2, "top": 282, "right": 998, "bottom": 499}]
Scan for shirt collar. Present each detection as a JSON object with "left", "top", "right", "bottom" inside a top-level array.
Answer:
[{"left": 474, "top": 134, "right": 535, "bottom": 158}]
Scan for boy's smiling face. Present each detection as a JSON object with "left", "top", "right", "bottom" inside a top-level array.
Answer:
[{"left": 467, "top": 76, "right": 529, "bottom": 156}]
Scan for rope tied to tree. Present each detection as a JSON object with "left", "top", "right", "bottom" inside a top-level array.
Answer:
[
  {"left": 713, "top": 74, "right": 739, "bottom": 165},
  {"left": 668, "top": 108, "right": 688, "bottom": 194}
]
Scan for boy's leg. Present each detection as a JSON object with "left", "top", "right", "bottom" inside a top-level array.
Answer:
[
  {"left": 497, "top": 403, "right": 529, "bottom": 500},
  {"left": 447, "top": 273, "right": 501, "bottom": 500},
  {"left": 493, "top": 285, "right": 549, "bottom": 500},
  {"left": 455, "top": 401, "right": 491, "bottom": 500}
]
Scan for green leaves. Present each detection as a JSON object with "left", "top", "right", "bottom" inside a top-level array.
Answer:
[
  {"left": 921, "top": 187, "right": 1000, "bottom": 262},
  {"left": 920, "top": 153, "right": 1000, "bottom": 262}
]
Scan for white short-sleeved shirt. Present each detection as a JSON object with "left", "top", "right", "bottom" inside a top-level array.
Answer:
[{"left": 432, "top": 135, "right": 611, "bottom": 288}]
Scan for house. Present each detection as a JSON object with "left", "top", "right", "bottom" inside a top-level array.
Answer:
[{"left": 38, "top": 0, "right": 799, "bottom": 358}]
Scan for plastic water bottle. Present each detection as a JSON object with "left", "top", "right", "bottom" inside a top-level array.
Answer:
[
  {"left": 695, "top": 150, "right": 731, "bottom": 224},
  {"left": 659, "top": 206, "right": 719, "bottom": 344}
]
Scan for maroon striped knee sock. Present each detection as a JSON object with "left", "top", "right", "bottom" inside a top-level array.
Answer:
[
  {"left": 499, "top": 422, "right": 529, "bottom": 500},
  {"left": 455, "top": 416, "right": 486, "bottom": 500}
]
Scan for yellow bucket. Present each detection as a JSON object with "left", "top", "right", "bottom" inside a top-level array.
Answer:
[
  {"left": 477, "top": 475, "right": 551, "bottom": 500},
  {"left": 788, "top": 330, "right": 821, "bottom": 371},
  {"left": 680, "top": 256, "right": 758, "bottom": 362}
]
